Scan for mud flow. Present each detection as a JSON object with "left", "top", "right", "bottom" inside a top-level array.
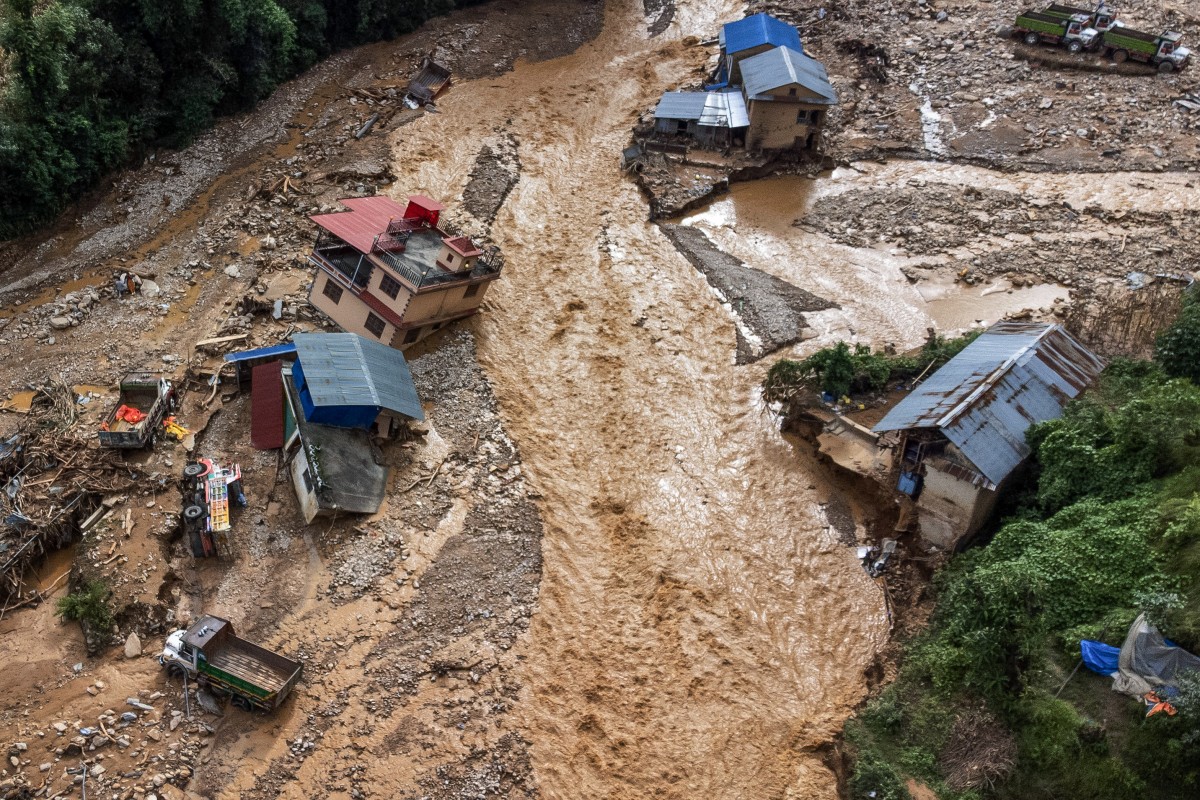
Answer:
[{"left": 2, "top": 1, "right": 1198, "bottom": 799}]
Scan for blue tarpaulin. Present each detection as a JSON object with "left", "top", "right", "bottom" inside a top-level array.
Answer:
[{"left": 1081, "top": 640, "right": 1120, "bottom": 675}]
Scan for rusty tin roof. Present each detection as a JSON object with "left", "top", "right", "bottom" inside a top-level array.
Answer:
[{"left": 873, "top": 322, "right": 1105, "bottom": 486}]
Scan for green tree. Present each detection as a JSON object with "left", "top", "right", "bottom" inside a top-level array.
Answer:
[{"left": 1156, "top": 288, "right": 1200, "bottom": 384}]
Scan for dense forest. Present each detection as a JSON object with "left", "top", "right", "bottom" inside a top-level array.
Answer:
[
  {"left": 822, "top": 291, "right": 1200, "bottom": 799},
  {"left": 0, "top": 0, "right": 481, "bottom": 238}
]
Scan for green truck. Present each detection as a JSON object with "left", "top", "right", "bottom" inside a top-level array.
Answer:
[
  {"left": 1042, "top": 2, "right": 1119, "bottom": 33},
  {"left": 159, "top": 615, "right": 303, "bottom": 712},
  {"left": 1099, "top": 26, "right": 1191, "bottom": 72},
  {"left": 1014, "top": 10, "right": 1098, "bottom": 53}
]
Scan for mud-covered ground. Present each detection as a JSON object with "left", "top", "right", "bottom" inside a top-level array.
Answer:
[{"left": 1, "top": 1, "right": 1199, "bottom": 799}]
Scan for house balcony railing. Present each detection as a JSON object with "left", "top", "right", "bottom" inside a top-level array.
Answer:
[
  {"left": 369, "top": 239, "right": 504, "bottom": 291},
  {"left": 310, "top": 248, "right": 373, "bottom": 289}
]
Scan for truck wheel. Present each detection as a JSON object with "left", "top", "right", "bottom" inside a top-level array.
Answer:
[
  {"left": 1067, "top": 40, "right": 1083, "bottom": 54},
  {"left": 1158, "top": 60, "right": 1175, "bottom": 74},
  {"left": 183, "top": 463, "right": 206, "bottom": 478},
  {"left": 231, "top": 695, "right": 252, "bottom": 712},
  {"left": 166, "top": 664, "right": 185, "bottom": 679},
  {"left": 1113, "top": 49, "right": 1128, "bottom": 63},
  {"left": 1023, "top": 32, "right": 1039, "bottom": 46},
  {"left": 184, "top": 505, "right": 206, "bottom": 522}
]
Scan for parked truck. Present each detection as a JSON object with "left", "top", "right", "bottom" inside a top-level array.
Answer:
[
  {"left": 1042, "top": 2, "right": 1119, "bottom": 33},
  {"left": 160, "top": 615, "right": 302, "bottom": 712},
  {"left": 97, "top": 373, "right": 176, "bottom": 449},
  {"left": 1014, "top": 10, "right": 1098, "bottom": 53},
  {"left": 1099, "top": 27, "right": 1190, "bottom": 72}
]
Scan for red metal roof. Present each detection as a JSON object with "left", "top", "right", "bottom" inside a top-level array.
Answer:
[
  {"left": 250, "top": 361, "right": 285, "bottom": 450},
  {"left": 359, "top": 290, "right": 405, "bottom": 328},
  {"left": 310, "top": 196, "right": 412, "bottom": 254},
  {"left": 407, "top": 195, "right": 445, "bottom": 213},
  {"left": 443, "top": 235, "right": 483, "bottom": 257}
]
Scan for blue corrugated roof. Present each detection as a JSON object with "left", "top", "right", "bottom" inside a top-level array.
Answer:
[
  {"left": 873, "top": 322, "right": 1104, "bottom": 485},
  {"left": 722, "top": 13, "right": 802, "bottom": 56},
  {"left": 742, "top": 46, "right": 838, "bottom": 103},
  {"left": 292, "top": 333, "right": 424, "bottom": 421},
  {"left": 224, "top": 342, "right": 297, "bottom": 363}
]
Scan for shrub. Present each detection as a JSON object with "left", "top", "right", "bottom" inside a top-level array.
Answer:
[{"left": 56, "top": 579, "right": 114, "bottom": 632}]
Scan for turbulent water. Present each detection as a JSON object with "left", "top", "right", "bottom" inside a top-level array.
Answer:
[{"left": 392, "top": 1, "right": 891, "bottom": 796}]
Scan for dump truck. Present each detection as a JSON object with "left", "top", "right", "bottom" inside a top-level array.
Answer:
[
  {"left": 97, "top": 373, "right": 176, "bottom": 449},
  {"left": 1014, "top": 10, "right": 1099, "bottom": 53},
  {"left": 1042, "top": 2, "right": 1119, "bottom": 33},
  {"left": 160, "top": 615, "right": 302, "bottom": 712},
  {"left": 1099, "top": 27, "right": 1190, "bottom": 72}
]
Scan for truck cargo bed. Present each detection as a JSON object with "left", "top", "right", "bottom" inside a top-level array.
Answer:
[{"left": 208, "top": 644, "right": 294, "bottom": 694}]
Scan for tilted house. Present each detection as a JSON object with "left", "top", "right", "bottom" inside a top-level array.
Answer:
[
  {"left": 740, "top": 46, "right": 838, "bottom": 151},
  {"left": 873, "top": 322, "right": 1104, "bottom": 549},
  {"left": 238, "top": 333, "right": 425, "bottom": 524},
  {"left": 719, "top": 12, "right": 803, "bottom": 85},
  {"left": 307, "top": 195, "right": 503, "bottom": 349}
]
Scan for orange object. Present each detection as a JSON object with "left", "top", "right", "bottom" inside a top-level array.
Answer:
[
  {"left": 115, "top": 405, "right": 146, "bottom": 424},
  {"left": 1144, "top": 691, "right": 1178, "bottom": 717}
]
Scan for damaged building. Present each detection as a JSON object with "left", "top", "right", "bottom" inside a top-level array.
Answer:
[
  {"left": 651, "top": 12, "right": 837, "bottom": 152},
  {"left": 811, "top": 322, "right": 1105, "bottom": 549},
  {"left": 306, "top": 195, "right": 503, "bottom": 348},
  {"left": 871, "top": 322, "right": 1104, "bottom": 548},
  {"left": 238, "top": 333, "right": 425, "bottom": 523}
]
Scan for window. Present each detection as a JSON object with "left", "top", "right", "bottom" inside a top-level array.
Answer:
[
  {"left": 788, "top": 88, "right": 797, "bottom": 97},
  {"left": 301, "top": 468, "right": 313, "bottom": 493},
  {"left": 464, "top": 283, "right": 481, "bottom": 299},
  {"left": 796, "top": 109, "right": 809, "bottom": 124},
  {"left": 322, "top": 279, "right": 343, "bottom": 304},
  {"left": 379, "top": 273, "right": 401, "bottom": 300},
  {"left": 447, "top": 253, "right": 455, "bottom": 264},
  {"left": 403, "top": 327, "right": 422, "bottom": 344},
  {"left": 364, "top": 312, "right": 386, "bottom": 338}
]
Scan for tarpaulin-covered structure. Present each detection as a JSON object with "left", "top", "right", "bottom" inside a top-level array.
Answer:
[{"left": 1082, "top": 613, "right": 1200, "bottom": 698}]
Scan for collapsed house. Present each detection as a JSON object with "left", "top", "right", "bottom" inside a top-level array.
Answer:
[
  {"left": 238, "top": 333, "right": 424, "bottom": 523},
  {"left": 306, "top": 195, "right": 503, "bottom": 348},
  {"left": 652, "top": 12, "right": 837, "bottom": 152},
  {"left": 870, "top": 322, "right": 1104, "bottom": 548}
]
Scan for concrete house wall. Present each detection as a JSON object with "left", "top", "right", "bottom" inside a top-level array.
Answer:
[
  {"left": 747, "top": 85, "right": 827, "bottom": 150},
  {"left": 308, "top": 272, "right": 401, "bottom": 344}
]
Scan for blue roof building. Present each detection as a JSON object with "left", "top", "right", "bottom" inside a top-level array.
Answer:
[
  {"left": 291, "top": 332, "right": 424, "bottom": 431},
  {"left": 719, "top": 13, "right": 802, "bottom": 83}
]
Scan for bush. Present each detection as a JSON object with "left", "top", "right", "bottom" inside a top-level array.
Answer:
[
  {"left": 849, "top": 747, "right": 912, "bottom": 800},
  {"left": 56, "top": 580, "right": 114, "bottom": 632},
  {"left": 1155, "top": 287, "right": 1200, "bottom": 384}
]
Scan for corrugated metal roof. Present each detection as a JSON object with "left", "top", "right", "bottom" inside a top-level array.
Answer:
[
  {"left": 292, "top": 333, "right": 424, "bottom": 420},
  {"left": 654, "top": 91, "right": 749, "bottom": 128},
  {"left": 224, "top": 342, "right": 297, "bottom": 363},
  {"left": 310, "top": 196, "right": 410, "bottom": 254},
  {"left": 699, "top": 90, "right": 750, "bottom": 128},
  {"left": 873, "top": 322, "right": 1105, "bottom": 485},
  {"left": 722, "top": 13, "right": 802, "bottom": 56},
  {"left": 654, "top": 91, "right": 708, "bottom": 121},
  {"left": 742, "top": 46, "right": 838, "bottom": 104}
]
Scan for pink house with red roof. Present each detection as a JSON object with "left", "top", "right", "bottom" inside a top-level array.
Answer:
[{"left": 306, "top": 195, "right": 504, "bottom": 348}]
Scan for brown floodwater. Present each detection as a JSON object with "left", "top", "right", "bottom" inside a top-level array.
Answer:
[{"left": 388, "top": 1, "right": 891, "bottom": 796}]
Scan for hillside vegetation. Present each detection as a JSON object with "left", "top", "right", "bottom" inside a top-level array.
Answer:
[
  {"left": 0, "top": 0, "right": 480, "bottom": 238},
  {"left": 847, "top": 290, "right": 1200, "bottom": 799}
]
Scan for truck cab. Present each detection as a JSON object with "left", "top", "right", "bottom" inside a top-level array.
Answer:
[{"left": 1158, "top": 33, "right": 1191, "bottom": 70}]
